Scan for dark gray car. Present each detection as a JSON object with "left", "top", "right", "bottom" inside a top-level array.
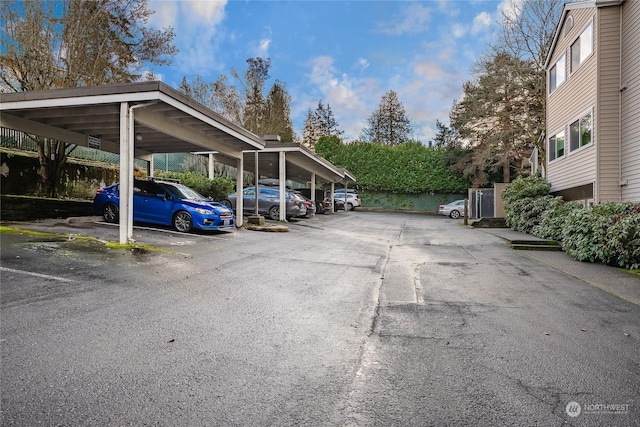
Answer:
[{"left": 223, "top": 185, "right": 306, "bottom": 220}]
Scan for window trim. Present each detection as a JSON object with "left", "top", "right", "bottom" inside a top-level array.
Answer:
[
  {"left": 569, "top": 19, "right": 594, "bottom": 75},
  {"left": 548, "top": 127, "right": 566, "bottom": 164},
  {"left": 568, "top": 107, "right": 594, "bottom": 155},
  {"left": 549, "top": 54, "right": 566, "bottom": 94}
]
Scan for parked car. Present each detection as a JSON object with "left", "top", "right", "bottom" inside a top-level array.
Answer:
[
  {"left": 438, "top": 199, "right": 466, "bottom": 219},
  {"left": 223, "top": 185, "right": 306, "bottom": 220},
  {"left": 333, "top": 192, "right": 361, "bottom": 211},
  {"left": 294, "top": 192, "right": 316, "bottom": 218},
  {"left": 93, "top": 178, "right": 235, "bottom": 232},
  {"left": 298, "top": 188, "right": 332, "bottom": 214}
]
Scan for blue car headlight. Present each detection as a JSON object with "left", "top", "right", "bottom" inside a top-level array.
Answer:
[{"left": 195, "top": 208, "right": 215, "bottom": 215}]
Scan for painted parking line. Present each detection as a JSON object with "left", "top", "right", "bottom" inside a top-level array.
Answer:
[{"left": 0, "top": 267, "right": 78, "bottom": 283}]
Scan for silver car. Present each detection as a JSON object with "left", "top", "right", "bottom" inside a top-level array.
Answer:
[
  {"left": 223, "top": 185, "right": 306, "bottom": 220},
  {"left": 437, "top": 199, "right": 465, "bottom": 219}
]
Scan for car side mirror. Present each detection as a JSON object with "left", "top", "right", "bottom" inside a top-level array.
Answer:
[{"left": 157, "top": 193, "right": 166, "bottom": 200}]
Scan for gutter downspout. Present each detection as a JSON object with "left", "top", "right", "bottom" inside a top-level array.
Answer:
[
  {"left": 122, "top": 101, "right": 158, "bottom": 243},
  {"left": 618, "top": 4, "right": 624, "bottom": 201}
]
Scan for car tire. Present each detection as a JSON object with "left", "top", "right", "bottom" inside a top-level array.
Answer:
[
  {"left": 269, "top": 206, "right": 279, "bottom": 220},
  {"left": 173, "top": 211, "right": 193, "bottom": 232},
  {"left": 347, "top": 202, "right": 354, "bottom": 211},
  {"left": 103, "top": 202, "right": 119, "bottom": 223},
  {"left": 450, "top": 210, "right": 461, "bottom": 219},
  {"left": 221, "top": 199, "right": 232, "bottom": 209}
]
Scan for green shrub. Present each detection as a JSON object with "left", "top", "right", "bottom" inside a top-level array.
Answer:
[
  {"left": 505, "top": 195, "right": 556, "bottom": 234},
  {"left": 502, "top": 175, "right": 551, "bottom": 206},
  {"left": 532, "top": 198, "right": 583, "bottom": 241},
  {"left": 561, "top": 202, "right": 638, "bottom": 267},
  {"left": 603, "top": 204, "right": 640, "bottom": 269},
  {"left": 501, "top": 173, "right": 639, "bottom": 269},
  {"left": 155, "top": 171, "right": 235, "bottom": 202}
]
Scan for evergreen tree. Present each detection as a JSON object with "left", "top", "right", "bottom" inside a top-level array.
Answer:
[
  {"left": 301, "top": 100, "right": 343, "bottom": 149},
  {"left": 361, "top": 90, "right": 412, "bottom": 145},
  {"left": 263, "top": 80, "right": 295, "bottom": 142},
  {"left": 234, "top": 57, "right": 271, "bottom": 135},
  {"left": 450, "top": 51, "right": 540, "bottom": 184},
  {"left": 432, "top": 119, "right": 460, "bottom": 148}
]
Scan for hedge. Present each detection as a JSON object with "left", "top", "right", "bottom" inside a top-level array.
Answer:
[{"left": 503, "top": 176, "right": 640, "bottom": 269}]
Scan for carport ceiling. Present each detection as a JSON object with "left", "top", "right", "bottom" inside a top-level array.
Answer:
[
  {"left": 242, "top": 142, "right": 346, "bottom": 184},
  {"left": 0, "top": 81, "right": 264, "bottom": 159}
]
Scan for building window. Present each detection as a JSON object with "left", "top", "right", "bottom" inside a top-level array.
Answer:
[
  {"left": 569, "top": 110, "right": 592, "bottom": 152},
  {"left": 564, "top": 16, "right": 574, "bottom": 37},
  {"left": 570, "top": 22, "right": 593, "bottom": 73},
  {"left": 549, "top": 55, "right": 565, "bottom": 93},
  {"left": 549, "top": 130, "right": 565, "bottom": 162}
]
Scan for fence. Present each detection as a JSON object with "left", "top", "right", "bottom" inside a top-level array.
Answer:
[{"left": 1, "top": 127, "right": 206, "bottom": 174}]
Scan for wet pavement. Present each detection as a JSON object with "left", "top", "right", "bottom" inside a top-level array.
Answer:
[{"left": 1, "top": 212, "right": 639, "bottom": 426}]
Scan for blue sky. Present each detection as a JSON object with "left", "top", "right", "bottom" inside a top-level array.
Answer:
[{"left": 149, "top": 0, "right": 518, "bottom": 143}]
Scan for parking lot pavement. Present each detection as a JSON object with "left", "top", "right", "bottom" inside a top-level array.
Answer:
[
  {"left": 1, "top": 212, "right": 638, "bottom": 426},
  {"left": 478, "top": 228, "right": 640, "bottom": 307}
]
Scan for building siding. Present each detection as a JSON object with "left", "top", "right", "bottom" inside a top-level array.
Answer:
[
  {"left": 621, "top": 0, "right": 640, "bottom": 202},
  {"left": 596, "top": 6, "right": 622, "bottom": 202},
  {"left": 547, "top": 8, "right": 598, "bottom": 195}
]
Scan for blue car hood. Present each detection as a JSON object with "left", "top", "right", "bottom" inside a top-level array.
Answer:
[{"left": 181, "top": 199, "right": 233, "bottom": 215}]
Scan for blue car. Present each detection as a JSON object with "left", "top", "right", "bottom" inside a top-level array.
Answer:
[{"left": 93, "top": 178, "right": 235, "bottom": 232}]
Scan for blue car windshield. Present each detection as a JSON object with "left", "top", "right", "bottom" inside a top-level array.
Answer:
[{"left": 163, "top": 183, "right": 206, "bottom": 201}]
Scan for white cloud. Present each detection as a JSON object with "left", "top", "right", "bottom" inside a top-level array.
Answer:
[
  {"left": 148, "top": 1, "right": 228, "bottom": 83},
  {"left": 250, "top": 27, "right": 272, "bottom": 57},
  {"left": 296, "top": 56, "right": 380, "bottom": 140},
  {"left": 471, "top": 12, "right": 492, "bottom": 34},
  {"left": 452, "top": 23, "right": 466, "bottom": 38},
  {"left": 498, "top": 0, "right": 525, "bottom": 26},
  {"left": 378, "top": 3, "right": 432, "bottom": 35},
  {"left": 357, "top": 58, "right": 370, "bottom": 72}
]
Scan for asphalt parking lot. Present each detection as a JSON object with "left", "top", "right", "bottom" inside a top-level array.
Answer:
[{"left": 1, "top": 211, "right": 639, "bottom": 426}]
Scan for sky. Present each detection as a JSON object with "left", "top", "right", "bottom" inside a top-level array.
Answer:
[{"left": 148, "top": 0, "right": 519, "bottom": 143}]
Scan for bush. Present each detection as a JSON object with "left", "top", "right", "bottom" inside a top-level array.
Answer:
[
  {"left": 502, "top": 174, "right": 639, "bottom": 269},
  {"left": 155, "top": 171, "right": 235, "bottom": 202},
  {"left": 532, "top": 198, "right": 582, "bottom": 241},
  {"left": 561, "top": 202, "right": 640, "bottom": 268},
  {"left": 502, "top": 175, "right": 551, "bottom": 205}
]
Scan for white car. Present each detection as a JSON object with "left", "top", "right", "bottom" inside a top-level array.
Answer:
[
  {"left": 333, "top": 192, "right": 361, "bottom": 211},
  {"left": 438, "top": 199, "right": 465, "bottom": 219}
]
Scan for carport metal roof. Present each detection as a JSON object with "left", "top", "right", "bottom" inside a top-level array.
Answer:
[
  {"left": 0, "top": 81, "right": 265, "bottom": 160},
  {"left": 242, "top": 141, "right": 352, "bottom": 185}
]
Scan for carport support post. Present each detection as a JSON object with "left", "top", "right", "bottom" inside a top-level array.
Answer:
[
  {"left": 279, "top": 151, "right": 286, "bottom": 221},
  {"left": 236, "top": 156, "right": 244, "bottom": 226},
  {"left": 330, "top": 182, "right": 335, "bottom": 213},
  {"left": 310, "top": 173, "right": 316, "bottom": 204},
  {"left": 208, "top": 153, "right": 215, "bottom": 179},
  {"left": 119, "top": 102, "right": 133, "bottom": 244}
]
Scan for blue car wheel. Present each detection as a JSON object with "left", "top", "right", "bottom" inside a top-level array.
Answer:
[
  {"left": 173, "top": 211, "right": 193, "bottom": 232},
  {"left": 103, "top": 202, "right": 119, "bottom": 223}
]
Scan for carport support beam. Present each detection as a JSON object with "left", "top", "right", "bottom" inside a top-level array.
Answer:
[
  {"left": 236, "top": 156, "right": 244, "bottom": 226},
  {"left": 279, "top": 151, "right": 286, "bottom": 221},
  {"left": 119, "top": 102, "right": 133, "bottom": 244}
]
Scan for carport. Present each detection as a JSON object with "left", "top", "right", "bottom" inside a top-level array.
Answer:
[
  {"left": 198, "top": 142, "right": 357, "bottom": 220},
  {"left": 239, "top": 140, "right": 356, "bottom": 220},
  {"left": 0, "top": 81, "right": 265, "bottom": 243}
]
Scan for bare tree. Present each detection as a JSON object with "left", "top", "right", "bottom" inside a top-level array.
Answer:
[{"left": 1, "top": 0, "right": 177, "bottom": 196}]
